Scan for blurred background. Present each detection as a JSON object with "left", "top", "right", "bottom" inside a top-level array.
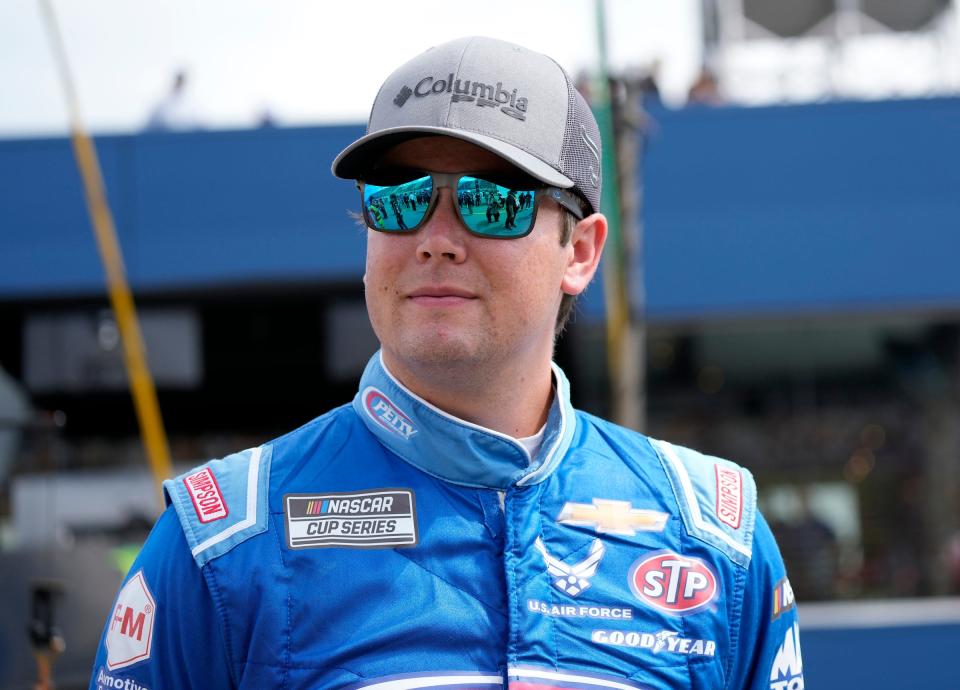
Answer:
[{"left": 1, "top": 0, "right": 959, "bottom": 687}]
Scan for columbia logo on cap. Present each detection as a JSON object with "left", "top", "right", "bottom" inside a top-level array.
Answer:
[
  {"left": 395, "top": 73, "right": 529, "bottom": 121},
  {"left": 394, "top": 86, "right": 414, "bottom": 107}
]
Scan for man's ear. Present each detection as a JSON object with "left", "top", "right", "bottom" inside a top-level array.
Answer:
[{"left": 561, "top": 213, "right": 608, "bottom": 296}]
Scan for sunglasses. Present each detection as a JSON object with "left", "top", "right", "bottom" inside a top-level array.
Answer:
[{"left": 358, "top": 169, "right": 586, "bottom": 239}]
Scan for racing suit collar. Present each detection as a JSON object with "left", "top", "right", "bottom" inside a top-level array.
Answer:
[{"left": 352, "top": 351, "right": 577, "bottom": 489}]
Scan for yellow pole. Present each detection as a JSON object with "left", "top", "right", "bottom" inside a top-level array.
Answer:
[
  {"left": 595, "top": 0, "right": 638, "bottom": 428},
  {"left": 38, "top": 0, "right": 173, "bottom": 502}
]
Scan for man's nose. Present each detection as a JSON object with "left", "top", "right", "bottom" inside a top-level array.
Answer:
[{"left": 415, "top": 188, "right": 468, "bottom": 263}]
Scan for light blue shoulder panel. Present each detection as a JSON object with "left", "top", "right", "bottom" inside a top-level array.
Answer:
[
  {"left": 163, "top": 444, "right": 273, "bottom": 567},
  {"left": 649, "top": 438, "right": 757, "bottom": 569}
]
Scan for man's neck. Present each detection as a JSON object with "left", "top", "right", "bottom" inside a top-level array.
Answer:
[{"left": 380, "top": 351, "right": 554, "bottom": 438}]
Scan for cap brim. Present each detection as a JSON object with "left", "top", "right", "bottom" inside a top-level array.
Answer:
[{"left": 331, "top": 126, "right": 574, "bottom": 189}]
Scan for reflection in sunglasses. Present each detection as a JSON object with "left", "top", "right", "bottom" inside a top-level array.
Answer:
[{"left": 360, "top": 170, "right": 583, "bottom": 239}]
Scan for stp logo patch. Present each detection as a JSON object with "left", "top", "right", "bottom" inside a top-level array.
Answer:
[
  {"left": 628, "top": 551, "right": 719, "bottom": 615},
  {"left": 105, "top": 570, "right": 156, "bottom": 670}
]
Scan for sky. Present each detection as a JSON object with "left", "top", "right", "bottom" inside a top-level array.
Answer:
[
  {"left": 0, "top": 0, "right": 702, "bottom": 137},
  {"left": 4, "top": 1, "right": 957, "bottom": 139}
]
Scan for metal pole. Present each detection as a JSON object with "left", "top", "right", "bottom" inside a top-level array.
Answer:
[
  {"left": 37, "top": 0, "right": 173, "bottom": 503},
  {"left": 594, "top": 0, "right": 643, "bottom": 431},
  {"left": 615, "top": 76, "right": 647, "bottom": 433}
]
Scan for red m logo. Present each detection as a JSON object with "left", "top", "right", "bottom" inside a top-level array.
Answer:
[{"left": 111, "top": 604, "right": 146, "bottom": 642}]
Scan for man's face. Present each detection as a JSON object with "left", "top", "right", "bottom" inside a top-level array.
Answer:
[{"left": 364, "top": 137, "right": 574, "bottom": 377}]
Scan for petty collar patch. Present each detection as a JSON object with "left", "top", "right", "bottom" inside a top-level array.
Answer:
[
  {"left": 363, "top": 387, "right": 418, "bottom": 440},
  {"left": 284, "top": 488, "right": 418, "bottom": 550}
]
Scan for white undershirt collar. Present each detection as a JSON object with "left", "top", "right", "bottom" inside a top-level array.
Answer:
[{"left": 515, "top": 424, "right": 547, "bottom": 461}]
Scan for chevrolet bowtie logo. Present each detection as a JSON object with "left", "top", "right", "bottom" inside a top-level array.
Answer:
[{"left": 557, "top": 499, "right": 668, "bottom": 535}]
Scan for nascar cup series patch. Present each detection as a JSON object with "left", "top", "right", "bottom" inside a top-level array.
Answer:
[{"left": 284, "top": 488, "right": 418, "bottom": 549}]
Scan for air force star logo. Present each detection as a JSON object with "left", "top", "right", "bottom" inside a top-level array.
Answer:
[{"left": 534, "top": 537, "right": 605, "bottom": 596}]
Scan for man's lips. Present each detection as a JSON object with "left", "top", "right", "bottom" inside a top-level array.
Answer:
[{"left": 407, "top": 286, "right": 478, "bottom": 305}]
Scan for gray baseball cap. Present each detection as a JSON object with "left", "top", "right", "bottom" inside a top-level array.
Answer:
[{"left": 331, "top": 36, "right": 602, "bottom": 215}]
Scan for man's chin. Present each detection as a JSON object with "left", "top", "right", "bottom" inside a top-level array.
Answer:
[{"left": 394, "top": 333, "right": 488, "bottom": 370}]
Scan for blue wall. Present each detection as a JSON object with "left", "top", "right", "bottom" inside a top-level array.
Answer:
[
  {"left": 0, "top": 125, "right": 365, "bottom": 297},
  {"left": 643, "top": 97, "right": 960, "bottom": 321},
  {"left": 2, "top": 97, "right": 959, "bottom": 321},
  {"left": 802, "top": 621, "right": 960, "bottom": 687}
]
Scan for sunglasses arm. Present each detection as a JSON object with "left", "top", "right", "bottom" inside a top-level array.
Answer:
[{"left": 546, "top": 187, "right": 587, "bottom": 220}]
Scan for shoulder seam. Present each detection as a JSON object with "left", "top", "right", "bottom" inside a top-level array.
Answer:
[
  {"left": 649, "top": 438, "right": 756, "bottom": 568},
  {"left": 163, "top": 445, "right": 273, "bottom": 567},
  {"left": 190, "top": 445, "right": 264, "bottom": 559},
  {"left": 655, "top": 440, "right": 752, "bottom": 559}
]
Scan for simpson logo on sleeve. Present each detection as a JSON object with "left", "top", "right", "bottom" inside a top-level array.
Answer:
[
  {"left": 183, "top": 467, "right": 228, "bottom": 523},
  {"left": 714, "top": 464, "right": 743, "bottom": 529}
]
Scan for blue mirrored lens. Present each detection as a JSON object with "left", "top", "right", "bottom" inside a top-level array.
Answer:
[
  {"left": 456, "top": 176, "right": 535, "bottom": 237},
  {"left": 363, "top": 176, "right": 432, "bottom": 231}
]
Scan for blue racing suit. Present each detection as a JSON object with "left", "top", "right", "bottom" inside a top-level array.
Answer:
[{"left": 90, "top": 353, "right": 803, "bottom": 690}]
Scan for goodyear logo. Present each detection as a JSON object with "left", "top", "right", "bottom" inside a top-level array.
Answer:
[
  {"left": 363, "top": 387, "right": 417, "bottom": 440},
  {"left": 592, "top": 629, "right": 716, "bottom": 657}
]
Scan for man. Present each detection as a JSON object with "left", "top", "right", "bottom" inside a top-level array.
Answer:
[
  {"left": 389, "top": 192, "right": 409, "bottom": 230},
  {"left": 90, "top": 37, "right": 802, "bottom": 690},
  {"left": 504, "top": 189, "right": 519, "bottom": 230}
]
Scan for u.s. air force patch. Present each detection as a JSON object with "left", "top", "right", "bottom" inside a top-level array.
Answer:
[{"left": 283, "top": 488, "right": 418, "bottom": 549}]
